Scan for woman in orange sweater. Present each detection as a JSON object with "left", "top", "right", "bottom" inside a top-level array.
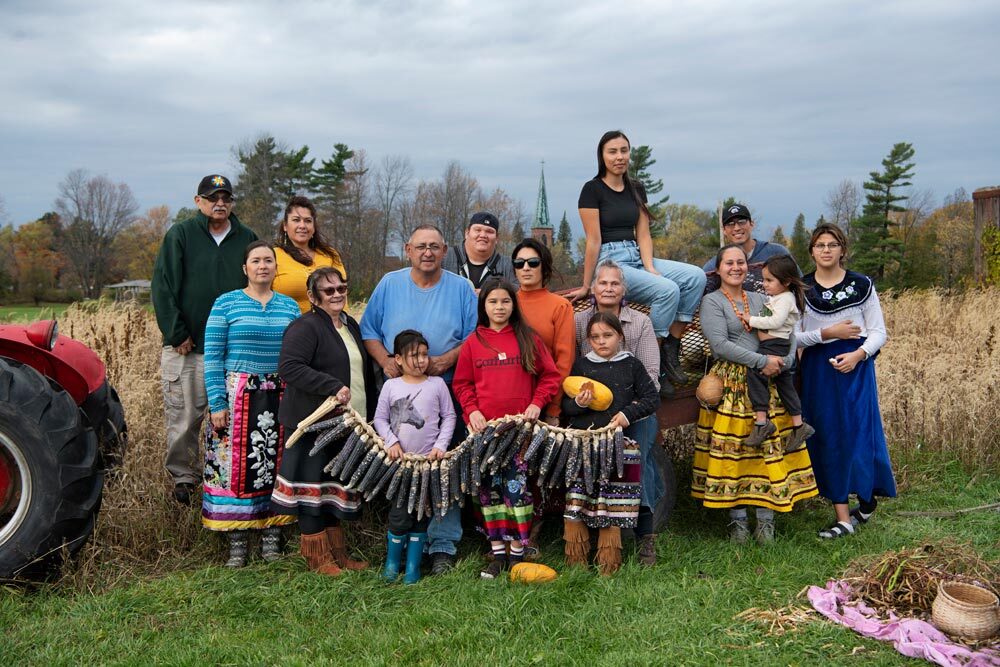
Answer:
[{"left": 512, "top": 238, "right": 576, "bottom": 425}]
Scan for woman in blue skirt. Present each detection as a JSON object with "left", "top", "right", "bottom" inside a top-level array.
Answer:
[{"left": 797, "top": 223, "right": 896, "bottom": 539}]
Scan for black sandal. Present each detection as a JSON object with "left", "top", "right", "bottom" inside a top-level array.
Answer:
[{"left": 818, "top": 521, "right": 854, "bottom": 539}]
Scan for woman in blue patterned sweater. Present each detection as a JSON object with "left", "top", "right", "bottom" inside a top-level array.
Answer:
[{"left": 202, "top": 240, "right": 301, "bottom": 567}]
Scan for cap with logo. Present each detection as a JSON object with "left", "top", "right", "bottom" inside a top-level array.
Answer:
[
  {"left": 198, "top": 175, "right": 233, "bottom": 197},
  {"left": 468, "top": 212, "right": 500, "bottom": 231},
  {"left": 722, "top": 204, "right": 751, "bottom": 224}
]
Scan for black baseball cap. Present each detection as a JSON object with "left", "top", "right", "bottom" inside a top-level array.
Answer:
[
  {"left": 197, "top": 174, "right": 233, "bottom": 197},
  {"left": 723, "top": 204, "right": 751, "bottom": 224},
  {"left": 468, "top": 212, "right": 500, "bottom": 231}
]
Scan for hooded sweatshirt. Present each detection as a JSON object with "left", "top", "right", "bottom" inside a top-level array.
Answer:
[{"left": 452, "top": 324, "right": 561, "bottom": 423}]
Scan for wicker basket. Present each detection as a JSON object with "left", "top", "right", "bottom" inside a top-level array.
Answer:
[{"left": 931, "top": 580, "right": 1000, "bottom": 640}]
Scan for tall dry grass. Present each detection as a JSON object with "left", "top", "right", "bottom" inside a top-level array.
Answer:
[
  {"left": 878, "top": 289, "right": 1000, "bottom": 471},
  {"left": 46, "top": 291, "right": 999, "bottom": 590}
]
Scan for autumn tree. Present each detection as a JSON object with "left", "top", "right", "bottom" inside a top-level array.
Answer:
[
  {"left": 56, "top": 169, "right": 138, "bottom": 298},
  {"left": 374, "top": 155, "right": 413, "bottom": 256},
  {"left": 114, "top": 205, "right": 172, "bottom": 280},
  {"left": 789, "top": 213, "right": 811, "bottom": 270},
  {"left": 655, "top": 203, "right": 718, "bottom": 265},
  {"left": 851, "top": 142, "right": 915, "bottom": 282},
  {"left": 13, "top": 220, "right": 62, "bottom": 304},
  {"left": 824, "top": 179, "right": 861, "bottom": 236},
  {"left": 0, "top": 224, "right": 16, "bottom": 297}
]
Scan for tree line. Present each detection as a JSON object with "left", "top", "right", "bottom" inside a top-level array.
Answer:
[{"left": 0, "top": 139, "right": 990, "bottom": 305}]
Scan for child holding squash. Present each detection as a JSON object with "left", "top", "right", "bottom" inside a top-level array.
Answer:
[
  {"left": 453, "top": 279, "right": 562, "bottom": 579},
  {"left": 561, "top": 312, "right": 659, "bottom": 575}
]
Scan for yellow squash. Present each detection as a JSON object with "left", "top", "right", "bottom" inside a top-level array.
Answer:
[{"left": 562, "top": 376, "right": 614, "bottom": 411}]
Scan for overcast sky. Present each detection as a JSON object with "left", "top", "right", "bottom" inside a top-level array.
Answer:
[{"left": 1, "top": 0, "right": 997, "bottom": 239}]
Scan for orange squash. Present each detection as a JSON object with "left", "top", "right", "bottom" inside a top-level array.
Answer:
[{"left": 509, "top": 562, "right": 558, "bottom": 584}]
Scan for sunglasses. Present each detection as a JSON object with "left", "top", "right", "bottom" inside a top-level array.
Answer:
[
  {"left": 200, "top": 193, "right": 234, "bottom": 204},
  {"left": 316, "top": 285, "right": 349, "bottom": 296},
  {"left": 513, "top": 257, "right": 542, "bottom": 269}
]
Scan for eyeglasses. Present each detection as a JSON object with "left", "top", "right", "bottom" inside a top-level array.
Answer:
[
  {"left": 513, "top": 257, "right": 542, "bottom": 269},
  {"left": 813, "top": 242, "right": 842, "bottom": 251},
  {"left": 316, "top": 285, "right": 349, "bottom": 296},
  {"left": 412, "top": 244, "right": 443, "bottom": 254},
  {"left": 200, "top": 193, "right": 234, "bottom": 204},
  {"left": 723, "top": 218, "right": 751, "bottom": 227}
]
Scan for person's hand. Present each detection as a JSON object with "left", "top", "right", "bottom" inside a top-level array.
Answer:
[
  {"left": 575, "top": 388, "right": 594, "bottom": 407},
  {"left": 173, "top": 337, "right": 194, "bottom": 355},
  {"left": 830, "top": 350, "right": 865, "bottom": 374},
  {"left": 381, "top": 357, "right": 401, "bottom": 379},
  {"left": 426, "top": 355, "right": 449, "bottom": 376},
  {"left": 522, "top": 404, "right": 541, "bottom": 421},
  {"left": 386, "top": 443, "right": 404, "bottom": 460},
  {"left": 643, "top": 265, "right": 661, "bottom": 276},
  {"left": 825, "top": 319, "right": 862, "bottom": 340},
  {"left": 469, "top": 410, "right": 488, "bottom": 433},
  {"left": 427, "top": 448, "right": 445, "bottom": 461},
  {"left": 761, "top": 355, "right": 784, "bottom": 377},
  {"left": 210, "top": 409, "right": 229, "bottom": 431},
  {"left": 543, "top": 414, "right": 560, "bottom": 427},
  {"left": 609, "top": 412, "right": 630, "bottom": 429},
  {"left": 567, "top": 286, "right": 590, "bottom": 303},
  {"left": 739, "top": 312, "right": 751, "bottom": 326},
  {"left": 335, "top": 386, "right": 352, "bottom": 404}
]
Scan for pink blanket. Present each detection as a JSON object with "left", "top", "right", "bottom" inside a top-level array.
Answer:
[{"left": 808, "top": 580, "right": 1000, "bottom": 666}]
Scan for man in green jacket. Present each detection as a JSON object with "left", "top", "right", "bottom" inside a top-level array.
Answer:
[{"left": 151, "top": 175, "right": 258, "bottom": 504}]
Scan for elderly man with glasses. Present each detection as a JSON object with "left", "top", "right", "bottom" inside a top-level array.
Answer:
[
  {"left": 703, "top": 203, "right": 796, "bottom": 294},
  {"left": 151, "top": 174, "right": 258, "bottom": 505},
  {"left": 361, "top": 224, "right": 477, "bottom": 575}
]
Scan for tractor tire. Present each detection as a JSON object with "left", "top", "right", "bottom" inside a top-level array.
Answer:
[
  {"left": 650, "top": 444, "right": 677, "bottom": 532},
  {"left": 0, "top": 358, "right": 103, "bottom": 581},
  {"left": 81, "top": 380, "right": 128, "bottom": 471}
]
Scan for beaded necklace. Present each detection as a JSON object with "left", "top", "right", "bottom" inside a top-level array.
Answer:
[{"left": 721, "top": 288, "right": 753, "bottom": 333}]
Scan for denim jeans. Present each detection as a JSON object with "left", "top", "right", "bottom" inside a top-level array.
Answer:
[
  {"left": 598, "top": 241, "right": 707, "bottom": 337},
  {"left": 628, "top": 415, "right": 665, "bottom": 511},
  {"left": 427, "top": 385, "right": 468, "bottom": 556}
]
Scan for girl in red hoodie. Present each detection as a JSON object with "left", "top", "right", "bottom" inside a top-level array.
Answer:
[{"left": 453, "top": 279, "right": 562, "bottom": 579}]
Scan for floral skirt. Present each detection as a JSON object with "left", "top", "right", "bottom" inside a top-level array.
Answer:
[
  {"left": 202, "top": 372, "right": 295, "bottom": 531},
  {"left": 564, "top": 438, "right": 641, "bottom": 529},
  {"left": 478, "top": 454, "right": 533, "bottom": 542},
  {"left": 691, "top": 361, "right": 818, "bottom": 512}
]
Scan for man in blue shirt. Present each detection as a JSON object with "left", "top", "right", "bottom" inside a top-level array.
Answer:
[{"left": 361, "top": 225, "right": 477, "bottom": 574}]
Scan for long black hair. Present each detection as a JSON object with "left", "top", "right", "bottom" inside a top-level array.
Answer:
[
  {"left": 476, "top": 278, "right": 537, "bottom": 374},
  {"left": 595, "top": 130, "right": 658, "bottom": 225},
  {"left": 764, "top": 254, "right": 807, "bottom": 313},
  {"left": 276, "top": 195, "right": 340, "bottom": 266}
]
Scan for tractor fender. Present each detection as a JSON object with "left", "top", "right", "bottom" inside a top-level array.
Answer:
[{"left": 0, "top": 325, "right": 105, "bottom": 405}]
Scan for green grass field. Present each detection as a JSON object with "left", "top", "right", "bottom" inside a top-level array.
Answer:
[
  {"left": 0, "top": 303, "right": 71, "bottom": 323},
  {"left": 1, "top": 455, "right": 997, "bottom": 666}
]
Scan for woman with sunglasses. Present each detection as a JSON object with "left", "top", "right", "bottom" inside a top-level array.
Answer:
[
  {"left": 512, "top": 238, "right": 576, "bottom": 426},
  {"left": 272, "top": 267, "right": 377, "bottom": 575},
  {"left": 571, "top": 130, "right": 707, "bottom": 392}
]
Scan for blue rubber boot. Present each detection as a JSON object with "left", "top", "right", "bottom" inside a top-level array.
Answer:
[
  {"left": 383, "top": 532, "right": 406, "bottom": 582},
  {"left": 403, "top": 533, "right": 428, "bottom": 584}
]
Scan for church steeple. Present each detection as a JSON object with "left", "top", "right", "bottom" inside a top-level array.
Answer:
[{"left": 531, "top": 161, "right": 554, "bottom": 247}]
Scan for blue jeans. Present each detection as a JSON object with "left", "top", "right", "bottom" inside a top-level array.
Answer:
[
  {"left": 427, "top": 385, "right": 468, "bottom": 556},
  {"left": 598, "top": 241, "right": 707, "bottom": 337},
  {"left": 628, "top": 415, "right": 665, "bottom": 511}
]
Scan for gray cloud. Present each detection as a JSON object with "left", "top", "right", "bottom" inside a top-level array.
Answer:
[{"left": 1, "top": 0, "right": 997, "bottom": 240}]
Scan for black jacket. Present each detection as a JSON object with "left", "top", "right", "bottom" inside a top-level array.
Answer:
[
  {"left": 560, "top": 355, "right": 659, "bottom": 429},
  {"left": 278, "top": 308, "right": 377, "bottom": 429}
]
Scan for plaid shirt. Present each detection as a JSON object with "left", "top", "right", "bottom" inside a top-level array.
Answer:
[{"left": 574, "top": 304, "right": 660, "bottom": 391}]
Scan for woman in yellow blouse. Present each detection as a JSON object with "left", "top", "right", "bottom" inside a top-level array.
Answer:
[{"left": 273, "top": 196, "right": 347, "bottom": 313}]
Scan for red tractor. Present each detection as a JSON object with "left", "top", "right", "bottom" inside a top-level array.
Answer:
[{"left": 0, "top": 320, "right": 126, "bottom": 580}]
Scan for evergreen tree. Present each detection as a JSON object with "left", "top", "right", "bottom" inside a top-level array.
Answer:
[
  {"left": 851, "top": 142, "right": 915, "bottom": 282},
  {"left": 557, "top": 211, "right": 572, "bottom": 247},
  {"left": 511, "top": 219, "right": 526, "bottom": 242},
  {"left": 771, "top": 226, "right": 787, "bottom": 247},
  {"left": 627, "top": 145, "right": 669, "bottom": 236},
  {"left": 310, "top": 143, "right": 354, "bottom": 221},
  {"left": 790, "top": 213, "right": 811, "bottom": 269},
  {"left": 234, "top": 135, "right": 297, "bottom": 238}
]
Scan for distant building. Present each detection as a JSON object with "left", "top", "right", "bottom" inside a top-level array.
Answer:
[
  {"left": 104, "top": 279, "right": 151, "bottom": 301},
  {"left": 531, "top": 162, "right": 553, "bottom": 247}
]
